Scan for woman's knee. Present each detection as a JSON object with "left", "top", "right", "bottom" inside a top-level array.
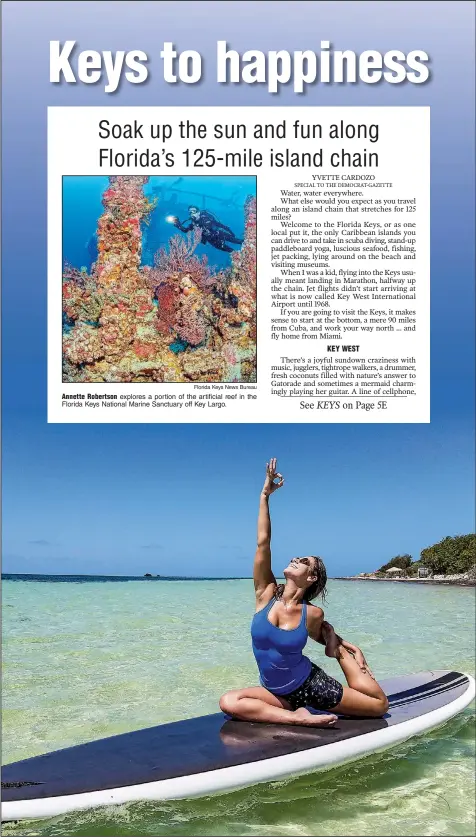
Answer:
[
  {"left": 219, "top": 690, "right": 239, "bottom": 714},
  {"left": 370, "top": 695, "right": 389, "bottom": 716}
]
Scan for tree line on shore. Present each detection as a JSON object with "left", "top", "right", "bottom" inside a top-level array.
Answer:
[{"left": 375, "top": 534, "right": 475, "bottom": 577}]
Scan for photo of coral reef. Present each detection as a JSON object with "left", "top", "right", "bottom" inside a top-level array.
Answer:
[{"left": 62, "top": 176, "right": 257, "bottom": 383}]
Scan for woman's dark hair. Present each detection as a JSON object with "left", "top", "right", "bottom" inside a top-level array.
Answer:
[{"left": 275, "top": 557, "right": 328, "bottom": 604}]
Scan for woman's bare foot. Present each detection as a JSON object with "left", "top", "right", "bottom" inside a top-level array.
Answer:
[
  {"left": 293, "top": 708, "right": 337, "bottom": 726},
  {"left": 321, "top": 621, "right": 342, "bottom": 659}
]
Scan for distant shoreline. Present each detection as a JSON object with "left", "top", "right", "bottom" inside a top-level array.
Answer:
[
  {"left": 3, "top": 573, "right": 474, "bottom": 587},
  {"left": 1, "top": 573, "right": 252, "bottom": 582},
  {"left": 332, "top": 576, "right": 475, "bottom": 588}
]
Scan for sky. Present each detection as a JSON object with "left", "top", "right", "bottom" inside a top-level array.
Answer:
[
  {"left": 1, "top": 1, "right": 475, "bottom": 578},
  {"left": 2, "top": 420, "right": 474, "bottom": 577}
]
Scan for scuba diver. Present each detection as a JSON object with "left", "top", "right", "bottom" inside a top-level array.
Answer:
[{"left": 171, "top": 206, "right": 243, "bottom": 252}]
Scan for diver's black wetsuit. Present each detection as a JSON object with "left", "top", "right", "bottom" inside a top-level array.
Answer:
[{"left": 174, "top": 210, "right": 243, "bottom": 252}]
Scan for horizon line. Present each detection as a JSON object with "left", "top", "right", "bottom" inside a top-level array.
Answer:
[
  {"left": 3, "top": 572, "right": 345, "bottom": 581},
  {"left": 2, "top": 572, "right": 254, "bottom": 580}
]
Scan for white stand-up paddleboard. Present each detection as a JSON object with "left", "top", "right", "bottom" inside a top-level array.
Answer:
[{"left": 2, "top": 670, "right": 474, "bottom": 822}]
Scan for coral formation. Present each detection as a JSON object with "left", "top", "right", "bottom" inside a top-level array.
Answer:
[{"left": 63, "top": 177, "right": 256, "bottom": 383}]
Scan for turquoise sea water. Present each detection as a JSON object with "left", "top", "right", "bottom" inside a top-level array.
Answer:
[{"left": 2, "top": 578, "right": 475, "bottom": 837}]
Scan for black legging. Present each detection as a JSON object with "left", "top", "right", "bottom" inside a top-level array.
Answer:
[{"left": 203, "top": 230, "right": 243, "bottom": 252}]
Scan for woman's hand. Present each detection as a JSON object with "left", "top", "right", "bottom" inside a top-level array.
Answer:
[
  {"left": 262, "top": 458, "right": 284, "bottom": 497},
  {"left": 342, "top": 641, "right": 375, "bottom": 679},
  {"left": 355, "top": 648, "right": 375, "bottom": 679}
]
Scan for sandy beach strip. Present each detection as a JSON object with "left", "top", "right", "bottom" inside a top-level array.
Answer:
[{"left": 333, "top": 576, "right": 475, "bottom": 587}]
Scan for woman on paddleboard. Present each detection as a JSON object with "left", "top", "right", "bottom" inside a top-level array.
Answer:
[{"left": 220, "top": 458, "right": 389, "bottom": 727}]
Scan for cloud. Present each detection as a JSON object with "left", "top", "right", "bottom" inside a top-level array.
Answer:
[
  {"left": 28, "top": 539, "right": 51, "bottom": 546},
  {"left": 140, "top": 543, "right": 163, "bottom": 550}
]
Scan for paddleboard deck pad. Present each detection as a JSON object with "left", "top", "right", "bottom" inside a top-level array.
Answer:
[{"left": 2, "top": 670, "right": 474, "bottom": 821}]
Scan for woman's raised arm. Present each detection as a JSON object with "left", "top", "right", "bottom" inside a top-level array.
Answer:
[{"left": 253, "top": 458, "right": 284, "bottom": 602}]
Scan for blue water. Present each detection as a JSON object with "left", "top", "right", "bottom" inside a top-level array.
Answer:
[
  {"left": 2, "top": 577, "right": 475, "bottom": 836},
  {"left": 62, "top": 175, "right": 257, "bottom": 273}
]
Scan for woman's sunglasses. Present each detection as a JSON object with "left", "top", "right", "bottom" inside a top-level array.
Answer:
[{"left": 293, "top": 557, "right": 317, "bottom": 572}]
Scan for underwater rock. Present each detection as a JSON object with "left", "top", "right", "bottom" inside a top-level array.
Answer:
[
  {"left": 63, "top": 324, "right": 104, "bottom": 367},
  {"left": 240, "top": 358, "right": 257, "bottom": 383},
  {"left": 180, "top": 348, "right": 226, "bottom": 382}
]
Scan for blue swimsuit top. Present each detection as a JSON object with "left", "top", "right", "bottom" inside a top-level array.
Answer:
[{"left": 251, "top": 597, "right": 312, "bottom": 695}]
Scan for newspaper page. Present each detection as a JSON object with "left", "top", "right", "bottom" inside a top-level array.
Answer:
[{"left": 48, "top": 106, "right": 430, "bottom": 423}]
